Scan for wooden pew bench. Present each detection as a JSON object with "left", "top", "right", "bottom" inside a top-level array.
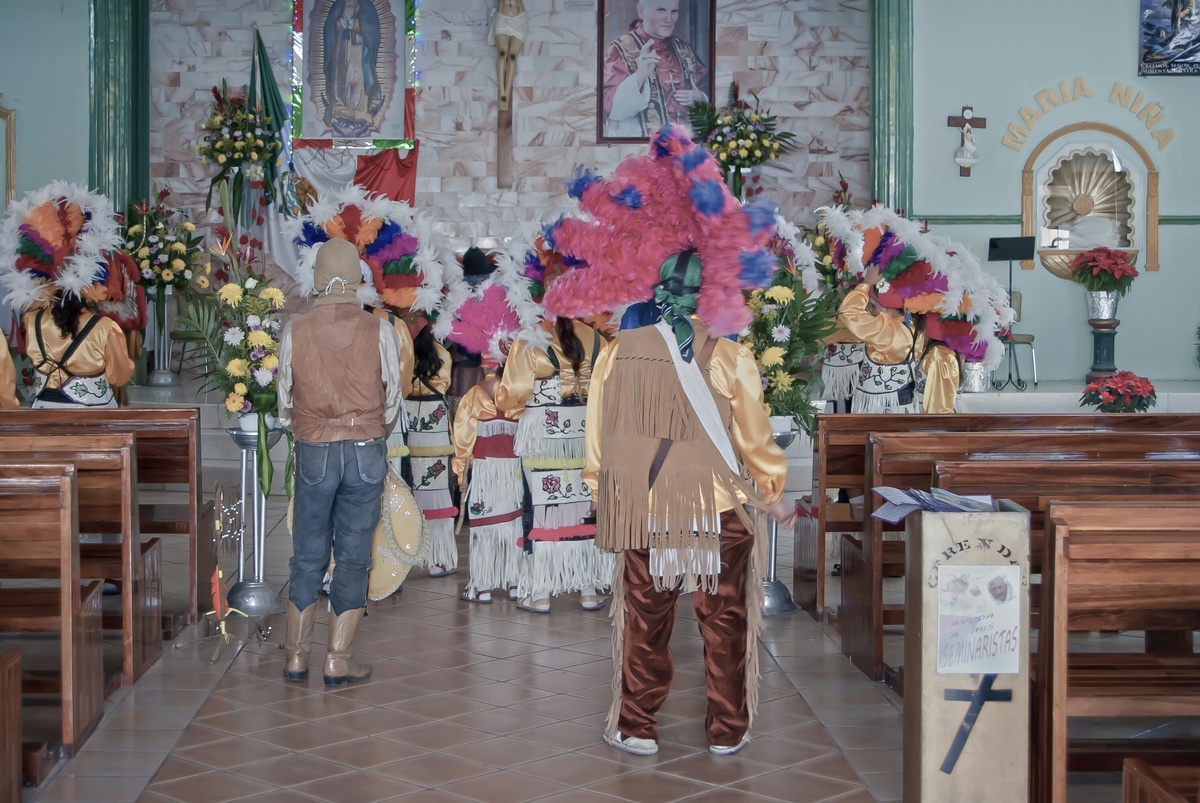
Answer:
[
  {"left": 1123, "top": 759, "right": 1200, "bottom": 803},
  {"left": 0, "top": 408, "right": 204, "bottom": 626},
  {"left": 846, "top": 430, "right": 1200, "bottom": 683},
  {"left": 798, "top": 412, "right": 1200, "bottom": 622},
  {"left": 0, "top": 464, "right": 104, "bottom": 784},
  {"left": 1037, "top": 501, "right": 1200, "bottom": 803},
  {"left": 0, "top": 649, "right": 19, "bottom": 802},
  {"left": 0, "top": 433, "right": 161, "bottom": 687}
]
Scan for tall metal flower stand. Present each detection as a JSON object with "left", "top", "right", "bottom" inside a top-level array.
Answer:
[
  {"left": 147, "top": 285, "right": 180, "bottom": 387},
  {"left": 225, "top": 426, "right": 285, "bottom": 629},
  {"left": 763, "top": 425, "right": 799, "bottom": 616},
  {"left": 1086, "top": 291, "right": 1119, "bottom": 382}
]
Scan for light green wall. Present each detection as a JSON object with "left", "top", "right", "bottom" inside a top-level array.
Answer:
[
  {"left": 912, "top": 0, "right": 1199, "bottom": 381},
  {"left": 0, "top": 0, "right": 91, "bottom": 203}
]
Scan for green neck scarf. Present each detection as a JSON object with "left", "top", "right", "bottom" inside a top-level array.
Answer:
[{"left": 653, "top": 249, "right": 702, "bottom": 362}]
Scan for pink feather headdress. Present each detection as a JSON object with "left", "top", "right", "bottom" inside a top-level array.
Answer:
[{"left": 542, "top": 126, "right": 780, "bottom": 336}]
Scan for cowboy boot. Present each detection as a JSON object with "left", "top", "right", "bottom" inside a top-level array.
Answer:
[
  {"left": 323, "top": 607, "right": 372, "bottom": 686},
  {"left": 283, "top": 601, "right": 317, "bottom": 682}
]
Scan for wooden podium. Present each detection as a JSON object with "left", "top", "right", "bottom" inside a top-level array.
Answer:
[{"left": 903, "top": 504, "right": 1031, "bottom": 802}]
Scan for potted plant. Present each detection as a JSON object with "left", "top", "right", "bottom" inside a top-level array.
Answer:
[
  {"left": 688, "top": 82, "right": 796, "bottom": 201},
  {"left": 1079, "top": 370, "right": 1157, "bottom": 413},
  {"left": 1069, "top": 247, "right": 1138, "bottom": 320}
]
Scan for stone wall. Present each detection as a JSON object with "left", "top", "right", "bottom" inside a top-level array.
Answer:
[{"left": 150, "top": 0, "right": 870, "bottom": 247}]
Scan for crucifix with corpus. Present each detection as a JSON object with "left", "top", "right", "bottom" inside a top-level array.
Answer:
[{"left": 947, "top": 106, "right": 986, "bottom": 177}]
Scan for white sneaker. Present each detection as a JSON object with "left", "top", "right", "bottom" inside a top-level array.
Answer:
[
  {"left": 604, "top": 731, "right": 658, "bottom": 756},
  {"left": 708, "top": 735, "right": 750, "bottom": 756}
]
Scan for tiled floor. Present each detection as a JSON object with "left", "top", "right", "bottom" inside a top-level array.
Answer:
[{"left": 24, "top": 481, "right": 908, "bottom": 803}]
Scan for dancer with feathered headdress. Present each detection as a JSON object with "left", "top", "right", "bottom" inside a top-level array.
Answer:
[
  {"left": 0, "top": 182, "right": 135, "bottom": 408},
  {"left": 442, "top": 227, "right": 545, "bottom": 604},
  {"left": 541, "top": 126, "right": 796, "bottom": 757}
]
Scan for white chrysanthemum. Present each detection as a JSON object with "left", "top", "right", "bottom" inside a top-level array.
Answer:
[
  {"left": 772, "top": 325, "right": 791, "bottom": 342},
  {"left": 253, "top": 367, "right": 274, "bottom": 387},
  {"left": 246, "top": 314, "right": 262, "bottom": 328},
  {"left": 223, "top": 328, "right": 245, "bottom": 346},
  {"left": 244, "top": 277, "right": 259, "bottom": 289}
]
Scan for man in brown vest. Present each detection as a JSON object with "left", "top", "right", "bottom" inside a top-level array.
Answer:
[{"left": 278, "top": 237, "right": 402, "bottom": 686}]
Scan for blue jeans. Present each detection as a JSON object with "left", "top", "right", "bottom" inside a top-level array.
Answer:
[{"left": 289, "top": 438, "right": 387, "bottom": 615}]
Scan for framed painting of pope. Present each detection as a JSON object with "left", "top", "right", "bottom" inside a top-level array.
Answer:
[{"left": 598, "top": 0, "right": 715, "bottom": 143}]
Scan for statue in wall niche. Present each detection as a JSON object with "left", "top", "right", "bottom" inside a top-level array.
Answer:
[{"left": 488, "top": 0, "right": 527, "bottom": 112}]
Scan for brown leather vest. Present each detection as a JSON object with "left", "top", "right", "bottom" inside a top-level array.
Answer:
[{"left": 290, "top": 305, "right": 386, "bottom": 443}]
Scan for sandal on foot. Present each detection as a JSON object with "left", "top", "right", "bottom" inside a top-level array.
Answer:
[
  {"left": 428, "top": 564, "right": 457, "bottom": 578},
  {"left": 516, "top": 596, "right": 550, "bottom": 614},
  {"left": 460, "top": 589, "right": 492, "bottom": 604},
  {"left": 580, "top": 594, "right": 607, "bottom": 611}
]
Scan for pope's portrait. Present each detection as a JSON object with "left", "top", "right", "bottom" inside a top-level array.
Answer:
[{"left": 599, "top": 0, "right": 713, "bottom": 141}]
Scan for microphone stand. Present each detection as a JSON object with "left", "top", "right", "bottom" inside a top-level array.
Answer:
[{"left": 992, "top": 258, "right": 1027, "bottom": 391}]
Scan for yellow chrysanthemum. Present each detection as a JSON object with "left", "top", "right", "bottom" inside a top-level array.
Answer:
[
  {"left": 739, "top": 148, "right": 749, "bottom": 158},
  {"left": 247, "top": 330, "right": 274, "bottom": 348},
  {"left": 822, "top": 254, "right": 833, "bottom": 265},
  {"left": 139, "top": 259, "right": 150, "bottom": 271},
  {"left": 161, "top": 269, "right": 175, "bottom": 282},
  {"left": 812, "top": 235, "right": 825, "bottom": 248},
  {"left": 260, "top": 354, "right": 279, "bottom": 371},
  {"left": 258, "top": 287, "right": 285, "bottom": 309},
  {"left": 764, "top": 286, "right": 795, "bottom": 303},
  {"left": 226, "top": 358, "right": 250, "bottom": 378},
  {"left": 233, "top": 382, "right": 248, "bottom": 395},
  {"left": 770, "top": 371, "right": 794, "bottom": 391},
  {"left": 171, "top": 258, "right": 186, "bottom": 271},
  {"left": 195, "top": 275, "right": 210, "bottom": 289},
  {"left": 135, "top": 247, "right": 150, "bottom": 259},
  {"left": 224, "top": 392, "right": 245, "bottom": 413},
  {"left": 182, "top": 222, "right": 196, "bottom": 232},
  {"left": 170, "top": 242, "right": 187, "bottom": 253},
  {"left": 216, "top": 154, "right": 227, "bottom": 164},
  {"left": 760, "top": 346, "right": 786, "bottom": 368},
  {"left": 218, "top": 283, "right": 244, "bottom": 307},
  {"left": 127, "top": 224, "right": 143, "bottom": 236}
]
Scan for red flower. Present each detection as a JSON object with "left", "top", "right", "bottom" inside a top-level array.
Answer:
[
  {"left": 1069, "top": 247, "right": 1139, "bottom": 296},
  {"left": 1080, "top": 370, "right": 1156, "bottom": 413}
]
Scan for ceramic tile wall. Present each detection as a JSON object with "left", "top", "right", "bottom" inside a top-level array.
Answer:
[{"left": 150, "top": 0, "right": 869, "bottom": 243}]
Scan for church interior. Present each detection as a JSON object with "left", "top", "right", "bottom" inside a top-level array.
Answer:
[{"left": 1, "top": 0, "right": 1199, "bottom": 801}]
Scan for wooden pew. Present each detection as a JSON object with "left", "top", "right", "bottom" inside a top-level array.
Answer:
[
  {"left": 847, "top": 430, "right": 1200, "bottom": 683},
  {"left": 0, "top": 464, "right": 104, "bottom": 778},
  {"left": 0, "top": 433, "right": 161, "bottom": 686},
  {"left": 798, "top": 412, "right": 1200, "bottom": 621},
  {"left": 1123, "top": 759, "right": 1200, "bottom": 803},
  {"left": 0, "top": 650, "right": 19, "bottom": 803},
  {"left": 1038, "top": 501, "right": 1200, "bottom": 803},
  {"left": 0, "top": 408, "right": 203, "bottom": 625}
]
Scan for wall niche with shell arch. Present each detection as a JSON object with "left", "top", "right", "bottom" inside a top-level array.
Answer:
[{"left": 1019, "top": 122, "right": 1159, "bottom": 279}]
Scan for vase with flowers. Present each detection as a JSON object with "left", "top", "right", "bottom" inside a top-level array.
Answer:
[
  {"left": 176, "top": 196, "right": 287, "bottom": 496},
  {"left": 1069, "top": 246, "right": 1139, "bottom": 320},
  {"left": 1080, "top": 370, "right": 1157, "bottom": 413},
  {"left": 740, "top": 246, "right": 837, "bottom": 438},
  {"left": 123, "top": 187, "right": 207, "bottom": 386},
  {"left": 688, "top": 82, "right": 796, "bottom": 202},
  {"left": 197, "top": 81, "right": 283, "bottom": 228}
]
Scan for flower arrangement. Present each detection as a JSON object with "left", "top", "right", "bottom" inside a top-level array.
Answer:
[
  {"left": 808, "top": 173, "right": 854, "bottom": 292},
  {"left": 1079, "top": 370, "right": 1157, "bottom": 413},
  {"left": 124, "top": 188, "right": 207, "bottom": 294},
  {"left": 741, "top": 261, "right": 838, "bottom": 437},
  {"left": 1069, "top": 247, "right": 1139, "bottom": 296},
  {"left": 197, "top": 81, "right": 283, "bottom": 220},
  {"left": 687, "top": 82, "right": 796, "bottom": 199}
]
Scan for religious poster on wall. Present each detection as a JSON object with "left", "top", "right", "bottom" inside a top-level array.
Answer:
[
  {"left": 597, "top": 0, "right": 716, "bottom": 143},
  {"left": 292, "top": 0, "right": 415, "bottom": 145},
  {"left": 1140, "top": 0, "right": 1200, "bottom": 75},
  {"left": 936, "top": 565, "right": 1021, "bottom": 675}
]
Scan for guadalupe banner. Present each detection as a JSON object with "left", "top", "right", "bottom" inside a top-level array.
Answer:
[
  {"left": 1140, "top": 0, "right": 1200, "bottom": 76},
  {"left": 292, "top": 0, "right": 415, "bottom": 145}
]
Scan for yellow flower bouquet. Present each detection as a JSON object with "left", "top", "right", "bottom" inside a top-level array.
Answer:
[{"left": 688, "top": 82, "right": 797, "bottom": 199}]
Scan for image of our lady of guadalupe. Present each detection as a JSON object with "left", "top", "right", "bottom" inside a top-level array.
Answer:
[{"left": 322, "top": 0, "right": 387, "bottom": 136}]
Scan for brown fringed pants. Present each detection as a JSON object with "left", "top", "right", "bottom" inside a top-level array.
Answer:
[{"left": 618, "top": 509, "right": 751, "bottom": 747}]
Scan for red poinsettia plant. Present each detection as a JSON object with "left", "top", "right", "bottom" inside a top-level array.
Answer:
[
  {"left": 1079, "top": 370, "right": 1157, "bottom": 413},
  {"left": 1069, "top": 247, "right": 1139, "bottom": 296}
]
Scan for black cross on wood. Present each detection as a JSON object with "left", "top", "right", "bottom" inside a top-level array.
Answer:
[
  {"left": 940, "top": 673, "right": 1012, "bottom": 774},
  {"left": 947, "top": 106, "right": 986, "bottom": 177}
]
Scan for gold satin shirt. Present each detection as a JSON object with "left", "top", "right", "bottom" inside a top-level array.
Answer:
[
  {"left": 584, "top": 333, "right": 788, "bottom": 511},
  {"left": 24, "top": 310, "right": 135, "bottom": 391},
  {"left": 494, "top": 320, "right": 601, "bottom": 415},
  {"left": 920, "top": 343, "right": 961, "bottom": 414},
  {"left": 371, "top": 308, "right": 416, "bottom": 395},
  {"left": 837, "top": 284, "right": 914, "bottom": 364},
  {"left": 0, "top": 347, "right": 19, "bottom": 409},
  {"left": 451, "top": 381, "right": 521, "bottom": 479}
]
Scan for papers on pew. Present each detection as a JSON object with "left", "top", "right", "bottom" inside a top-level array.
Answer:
[{"left": 872, "top": 487, "right": 996, "bottom": 524}]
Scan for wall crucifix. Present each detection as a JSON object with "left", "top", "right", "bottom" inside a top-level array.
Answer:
[{"left": 947, "top": 106, "right": 986, "bottom": 177}]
